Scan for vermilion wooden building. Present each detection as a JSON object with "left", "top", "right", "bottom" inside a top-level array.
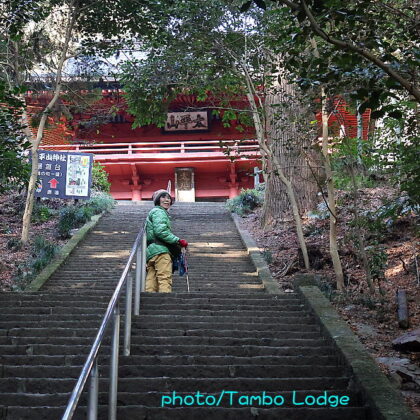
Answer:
[{"left": 28, "top": 90, "right": 370, "bottom": 201}]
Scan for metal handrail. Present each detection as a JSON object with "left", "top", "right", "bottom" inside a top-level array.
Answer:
[{"left": 62, "top": 220, "right": 148, "bottom": 420}]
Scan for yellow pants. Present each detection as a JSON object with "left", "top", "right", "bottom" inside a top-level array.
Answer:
[{"left": 146, "top": 253, "right": 172, "bottom": 293}]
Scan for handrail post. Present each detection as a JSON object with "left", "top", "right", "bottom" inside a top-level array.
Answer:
[
  {"left": 61, "top": 223, "right": 147, "bottom": 420},
  {"left": 109, "top": 305, "right": 120, "bottom": 420},
  {"left": 141, "top": 233, "right": 147, "bottom": 292},
  {"left": 124, "top": 272, "right": 133, "bottom": 356},
  {"left": 87, "top": 359, "right": 99, "bottom": 420},
  {"left": 135, "top": 245, "right": 141, "bottom": 316}
]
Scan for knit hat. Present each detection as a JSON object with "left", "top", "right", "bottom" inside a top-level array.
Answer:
[{"left": 152, "top": 189, "right": 173, "bottom": 206}]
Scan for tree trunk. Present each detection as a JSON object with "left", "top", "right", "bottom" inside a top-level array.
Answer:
[
  {"left": 243, "top": 86, "right": 311, "bottom": 269},
  {"left": 349, "top": 166, "right": 375, "bottom": 293},
  {"left": 271, "top": 154, "right": 310, "bottom": 269},
  {"left": 397, "top": 289, "right": 409, "bottom": 329},
  {"left": 21, "top": 5, "right": 76, "bottom": 244},
  {"left": 262, "top": 80, "right": 319, "bottom": 227},
  {"left": 321, "top": 90, "right": 344, "bottom": 290}
]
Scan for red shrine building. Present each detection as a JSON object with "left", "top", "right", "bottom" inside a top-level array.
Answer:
[{"left": 27, "top": 90, "right": 370, "bottom": 202}]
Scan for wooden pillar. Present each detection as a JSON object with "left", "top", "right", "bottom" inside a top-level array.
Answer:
[
  {"left": 131, "top": 164, "right": 142, "bottom": 201},
  {"left": 131, "top": 176, "right": 142, "bottom": 201},
  {"left": 228, "top": 163, "right": 239, "bottom": 198}
]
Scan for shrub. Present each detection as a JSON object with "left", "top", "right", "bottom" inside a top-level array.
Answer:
[
  {"left": 86, "top": 191, "right": 116, "bottom": 214},
  {"left": 32, "top": 236, "right": 58, "bottom": 273},
  {"left": 7, "top": 237, "right": 22, "bottom": 251},
  {"left": 366, "top": 245, "right": 388, "bottom": 283},
  {"left": 308, "top": 202, "right": 330, "bottom": 220},
  {"left": 330, "top": 136, "right": 382, "bottom": 191},
  {"left": 333, "top": 174, "right": 376, "bottom": 190},
  {"left": 11, "top": 236, "right": 58, "bottom": 291},
  {"left": 262, "top": 249, "right": 273, "bottom": 264},
  {"left": 58, "top": 205, "right": 92, "bottom": 238},
  {"left": 226, "top": 188, "right": 263, "bottom": 216},
  {"left": 91, "top": 162, "right": 111, "bottom": 192},
  {"left": 376, "top": 196, "right": 419, "bottom": 221},
  {"left": 57, "top": 192, "right": 115, "bottom": 238},
  {"left": 31, "top": 204, "right": 53, "bottom": 224}
]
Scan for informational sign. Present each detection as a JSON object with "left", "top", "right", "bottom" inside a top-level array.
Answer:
[{"left": 34, "top": 150, "right": 93, "bottom": 200}]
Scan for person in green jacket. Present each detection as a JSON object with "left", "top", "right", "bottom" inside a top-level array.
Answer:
[{"left": 145, "top": 189, "right": 188, "bottom": 293}]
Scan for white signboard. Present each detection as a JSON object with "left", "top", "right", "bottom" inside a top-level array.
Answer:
[{"left": 65, "top": 154, "right": 91, "bottom": 197}]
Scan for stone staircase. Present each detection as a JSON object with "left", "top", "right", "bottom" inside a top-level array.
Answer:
[
  {"left": 0, "top": 203, "right": 369, "bottom": 419},
  {"left": 43, "top": 203, "right": 150, "bottom": 293}
]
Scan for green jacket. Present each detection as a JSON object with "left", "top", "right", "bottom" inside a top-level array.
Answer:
[{"left": 146, "top": 206, "right": 180, "bottom": 261}]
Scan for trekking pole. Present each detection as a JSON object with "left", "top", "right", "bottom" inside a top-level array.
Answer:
[{"left": 182, "top": 248, "right": 190, "bottom": 292}]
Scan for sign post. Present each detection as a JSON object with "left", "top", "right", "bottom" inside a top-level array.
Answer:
[{"left": 34, "top": 150, "right": 94, "bottom": 200}]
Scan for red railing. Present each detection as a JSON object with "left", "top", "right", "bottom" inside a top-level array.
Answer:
[{"left": 41, "top": 139, "right": 260, "bottom": 160}]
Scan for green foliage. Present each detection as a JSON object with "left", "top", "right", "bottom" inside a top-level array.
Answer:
[
  {"left": 308, "top": 202, "right": 329, "bottom": 220},
  {"left": 31, "top": 236, "right": 58, "bottom": 272},
  {"left": 260, "top": 0, "right": 419, "bottom": 110},
  {"left": 226, "top": 188, "right": 264, "bottom": 216},
  {"left": 0, "top": 83, "right": 31, "bottom": 193},
  {"left": 91, "top": 162, "right": 111, "bottom": 192},
  {"left": 11, "top": 235, "right": 58, "bottom": 291},
  {"left": 31, "top": 204, "right": 54, "bottom": 224},
  {"left": 376, "top": 196, "right": 419, "bottom": 221},
  {"left": 344, "top": 198, "right": 400, "bottom": 290},
  {"left": 373, "top": 107, "right": 420, "bottom": 206},
  {"left": 365, "top": 245, "right": 388, "bottom": 284},
  {"left": 58, "top": 205, "right": 93, "bottom": 239},
  {"left": 57, "top": 192, "right": 115, "bottom": 238},
  {"left": 331, "top": 136, "right": 381, "bottom": 190},
  {"left": 86, "top": 191, "right": 116, "bottom": 214},
  {"left": 262, "top": 249, "right": 273, "bottom": 264},
  {"left": 303, "top": 223, "right": 323, "bottom": 237},
  {"left": 333, "top": 174, "right": 376, "bottom": 190},
  {"left": 119, "top": 1, "right": 261, "bottom": 130},
  {"left": 7, "top": 237, "right": 22, "bottom": 251}
]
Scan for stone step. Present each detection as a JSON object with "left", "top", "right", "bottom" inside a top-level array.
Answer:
[
  {"left": 138, "top": 293, "right": 294, "bottom": 300},
  {"left": 0, "top": 292, "right": 292, "bottom": 301},
  {"left": 4, "top": 327, "right": 321, "bottom": 340},
  {"left": 1, "top": 314, "right": 104, "bottom": 321},
  {"left": 0, "top": 203, "right": 368, "bottom": 419},
  {"left": 1, "top": 364, "right": 349, "bottom": 380},
  {"left": 0, "top": 390, "right": 362, "bottom": 408},
  {"left": 129, "top": 344, "right": 335, "bottom": 357},
  {"left": 136, "top": 309, "right": 308, "bottom": 317},
  {"left": 138, "top": 296, "right": 301, "bottom": 304},
  {"left": 131, "top": 315, "right": 315, "bottom": 324},
  {"left": 0, "top": 405, "right": 368, "bottom": 420},
  {"left": 136, "top": 303, "right": 305, "bottom": 311},
  {"left": 0, "top": 307, "right": 107, "bottom": 315},
  {"left": 0, "top": 321, "right": 319, "bottom": 331},
  {"left": 0, "top": 300, "right": 110, "bottom": 308},
  {"left": 1, "top": 336, "right": 328, "bottom": 348},
  {"left": 0, "top": 354, "right": 341, "bottom": 367},
  {"left": 0, "top": 376, "right": 350, "bottom": 394},
  {"left": 0, "top": 343, "right": 335, "bottom": 357}
]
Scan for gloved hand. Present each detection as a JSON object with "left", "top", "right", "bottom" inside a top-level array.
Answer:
[{"left": 179, "top": 239, "right": 188, "bottom": 248}]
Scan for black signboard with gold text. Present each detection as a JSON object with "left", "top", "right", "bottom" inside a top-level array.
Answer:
[{"left": 34, "top": 150, "right": 93, "bottom": 200}]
